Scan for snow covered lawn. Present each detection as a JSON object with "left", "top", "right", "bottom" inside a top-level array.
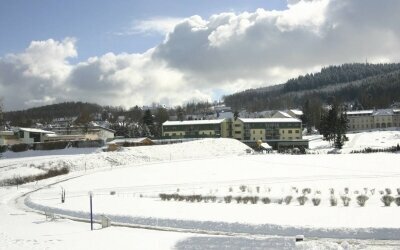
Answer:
[{"left": 27, "top": 153, "right": 400, "bottom": 239}]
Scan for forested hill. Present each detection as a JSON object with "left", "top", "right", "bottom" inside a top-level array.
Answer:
[
  {"left": 223, "top": 63, "right": 400, "bottom": 111},
  {"left": 4, "top": 102, "right": 102, "bottom": 126}
]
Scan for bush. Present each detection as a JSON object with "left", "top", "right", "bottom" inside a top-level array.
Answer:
[
  {"left": 395, "top": 197, "right": 400, "bottom": 206},
  {"left": 284, "top": 195, "right": 293, "bottom": 205},
  {"left": 381, "top": 195, "right": 394, "bottom": 206},
  {"left": 302, "top": 188, "right": 311, "bottom": 195},
  {"left": 340, "top": 195, "right": 351, "bottom": 206},
  {"left": 33, "top": 141, "right": 69, "bottom": 150},
  {"left": 203, "top": 195, "right": 216, "bottom": 203},
  {"left": 297, "top": 195, "right": 308, "bottom": 205},
  {"left": 330, "top": 196, "right": 338, "bottom": 206},
  {"left": 0, "top": 145, "right": 7, "bottom": 153},
  {"left": 224, "top": 195, "right": 232, "bottom": 203},
  {"left": 397, "top": 188, "right": 400, "bottom": 195},
  {"left": 194, "top": 195, "right": 202, "bottom": 202},
  {"left": 159, "top": 193, "right": 167, "bottom": 201},
  {"left": 261, "top": 197, "right": 271, "bottom": 204},
  {"left": 10, "top": 143, "right": 30, "bottom": 152},
  {"left": 356, "top": 194, "right": 369, "bottom": 207},
  {"left": 250, "top": 196, "right": 259, "bottom": 204},
  {"left": 312, "top": 197, "right": 321, "bottom": 206},
  {"left": 276, "top": 198, "right": 283, "bottom": 204},
  {"left": 239, "top": 185, "right": 247, "bottom": 192},
  {"left": 242, "top": 196, "right": 258, "bottom": 204},
  {"left": 172, "top": 193, "right": 179, "bottom": 201},
  {"left": 385, "top": 188, "right": 392, "bottom": 195},
  {"left": 0, "top": 166, "right": 70, "bottom": 186},
  {"left": 234, "top": 196, "right": 242, "bottom": 204}
]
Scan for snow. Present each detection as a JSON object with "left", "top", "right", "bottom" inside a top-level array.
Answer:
[
  {"left": 346, "top": 110, "right": 374, "bottom": 115},
  {"left": 26, "top": 153, "right": 400, "bottom": 237},
  {"left": 240, "top": 117, "right": 301, "bottom": 123},
  {"left": 163, "top": 119, "right": 225, "bottom": 126},
  {"left": 0, "top": 138, "right": 250, "bottom": 182},
  {"left": 289, "top": 109, "right": 303, "bottom": 116},
  {"left": 18, "top": 127, "right": 55, "bottom": 134},
  {"left": 2, "top": 135, "right": 400, "bottom": 249},
  {"left": 306, "top": 130, "right": 400, "bottom": 153}
]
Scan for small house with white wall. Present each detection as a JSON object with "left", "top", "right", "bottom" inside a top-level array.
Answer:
[{"left": 15, "top": 127, "right": 55, "bottom": 143}]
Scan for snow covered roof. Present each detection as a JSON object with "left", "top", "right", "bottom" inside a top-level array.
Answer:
[
  {"left": 18, "top": 127, "right": 55, "bottom": 134},
  {"left": 274, "top": 111, "right": 293, "bottom": 118},
  {"left": 260, "top": 142, "right": 272, "bottom": 149},
  {"left": 373, "top": 109, "right": 394, "bottom": 116},
  {"left": 108, "top": 137, "right": 152, "bottom": 144},
  {"left": 163, "top": 119, "right": 225, "bottom": 126},
  {"left": 346, "top": 110, "right": 374, "bottom": 115},
  {"left": 289, "top": 109, "right": 303, "bottom": 116},
  {"left": 240, "top": 118, "right": 301, "bottom": 123}
]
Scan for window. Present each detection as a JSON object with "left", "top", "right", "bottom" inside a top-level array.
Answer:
[
  {"left": 235, "top": 131, "right": 241, "bottom": 134},
  {"left": 253, "top": 130, "right": 255, "bottom": 134},
  {"left": 282, "top": 130, "right": 285, "bottom": 134},
  {"left": 288, "top": 130, "right": 292, "bottom": 134},
  {"left": 210, "top": 132, "right": 212, "bottom": 135},
  {"left": 295, "top": 130, "right": 299, "bottom": 133},
  {"left": 234, "top": 124, "right": 241, "bottom": 127},
  {"left": 260, "top": 130, "right": 262, "bottom": 134}
]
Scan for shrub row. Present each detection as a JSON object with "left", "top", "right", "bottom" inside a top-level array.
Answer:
[
  {"left": 0, "top": 167, "right": 70, "bottom": 186},
  {"left": 159, "top": 193, "right": 400, "bottom": 207},
  {"left": 351, "top": 145, "right": 400, "bottom": 154},
  {"left": 2, "top": 140, "right": 104, "bottom": 153}
]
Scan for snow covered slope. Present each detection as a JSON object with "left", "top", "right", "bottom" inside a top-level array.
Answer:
[
  {"left": 306, "top": 130, "right": 400, "bottom": 153},
  {"left": 0, "top": 138, "right": 251, "bottom": 182}
]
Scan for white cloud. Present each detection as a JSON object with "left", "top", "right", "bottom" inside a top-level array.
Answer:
[
  {"left": 117, "top": 17, "right": 184, "bottom": 36},
  {"left": 2, "top": 0, "right": 400, "bottom": 111}
]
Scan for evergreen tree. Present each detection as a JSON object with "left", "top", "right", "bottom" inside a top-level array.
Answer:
[
  {"left": 154, "top": 108, "right": 169, "bottom": 138},
  {"left": 176, "top": 106, "right": 184, "bottom": 121},
  {"left": 142, "top": 110, "right": 155, "bottom": 137},
  {"left": 142, "top": 110, "right": 153, "bottom": 126},
  {"left": 301, "top": 100, "right": 312, "bottom": 133},
  {"left": 234, "top": 111, "right": 239, "bottom": 121},
  {"left": 0, "top": 98, "right": 3, "bottom": 129},
  {"left": 320, "top": 102, "right": 349, "bottom": 149}
]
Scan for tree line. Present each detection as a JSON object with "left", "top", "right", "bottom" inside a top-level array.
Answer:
[{"left": 224, "top": 63, "right": 400, "bottom": 113}]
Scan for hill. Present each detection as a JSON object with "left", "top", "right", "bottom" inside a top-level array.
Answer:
[
  {"left": 223, "top": 63, "right": 400, "bottom": 111},
  {"left": 3, "top": 102, "right": 103, "bottom": 126}
]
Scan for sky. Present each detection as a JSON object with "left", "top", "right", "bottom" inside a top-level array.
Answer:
[{"left": 1, "top": 0, "right": 400, "bottom": 111}]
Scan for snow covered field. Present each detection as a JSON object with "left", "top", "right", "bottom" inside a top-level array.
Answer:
[{"left": 1, "top": 133, "right": 400, "bottom": 249}]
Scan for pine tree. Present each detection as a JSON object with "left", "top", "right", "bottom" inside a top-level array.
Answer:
[
  {"left": 234, "top": 111, "right": 239, "bottom": 121},
  {"left": 176, "top": 107, "right": 184, "bottom": 121}
]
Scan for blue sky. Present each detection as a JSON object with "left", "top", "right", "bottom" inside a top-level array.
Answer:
[
  {"left": 0, "top": 0, "right": 286, "bottom": 60},
  {"left": 1, "top": 0, "right": 399, "bottom": 111}
]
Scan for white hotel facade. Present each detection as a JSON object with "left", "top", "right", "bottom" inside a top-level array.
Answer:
[{"left": 347, "top": 109, "right": 400, "bottom": 131}]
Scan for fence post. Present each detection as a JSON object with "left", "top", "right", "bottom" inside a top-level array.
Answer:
[{"left": 89, "top": 191, "right": 93, "bottom": 230}]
